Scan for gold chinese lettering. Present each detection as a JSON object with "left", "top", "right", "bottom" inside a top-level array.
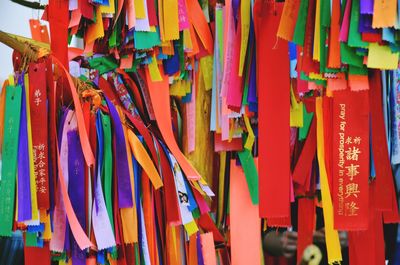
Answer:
[
  {"left": 345, "top": 183, "right": 360, "bottom": 198},
  {"left": 345, "top": 201, "right": 359, "bottom": 216},
  {"left": 345, "top": 146, "right": 361, "bottom": 161},
  {"left": 345, "top": 164, "right": 360, "bottom": 181},
  {"left": 353, "top": 136, "right": 361, "bottom": 145}
]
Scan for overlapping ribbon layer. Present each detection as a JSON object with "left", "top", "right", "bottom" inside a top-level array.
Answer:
[{"left": 1, "top": 0, "right": 400, "bottom": 264}]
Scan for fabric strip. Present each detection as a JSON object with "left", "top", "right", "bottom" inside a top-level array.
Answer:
[{"left": 255, "top": 2, "right": 291, "bottom": 219}]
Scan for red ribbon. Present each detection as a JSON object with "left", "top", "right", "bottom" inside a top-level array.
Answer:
[
  {"left": 28, "top": 61, "right": 50, "bottom": 210},
  {"left": 24, "top": 242, "right": 51, "bottom": 265},
  {"left": 255, "top": 2, "right": 291, "bottom": 221},
  {"left": 332, "top": 89, "right": 369, "bottom": 230},
  {"left": 293, "top": 117, "right": 316, "bottom": 188},
  {"left": 369, "top": 70, "right": 398, "bottom": 216},
  {"left": 296, "top": 198, "right": 315, "bottom": 262},
  {"left": 348, "top": 183, "right": 385, "bottom": 265},
  {"left": 157, "top": 140, "right": 181, "bottom": 225},
  {"left": 299, "top": 0, "right": 319, "bottom": 74},
  {"left": 48, "top": 0, "right": 69, "bottom": 70}
]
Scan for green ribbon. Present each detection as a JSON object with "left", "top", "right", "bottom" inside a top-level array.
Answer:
[
  {"left": 319, "top": 0, "right": 330, "bottom": 73},
  {"left": 25, "top": 232, "right": 39, "bottom": 247},
  {"left": 101, "top": 112, "right": 115, "bottom": 233},
  {"left": 192, "top": 208, "right": 200, "bottom": 219},
  {"left": 300, "top": 71, "right": 326, "bottom": 86},
  {"left": 319, "top": 27, "right": 327, "bottom": 73},
  {"left": 349, "top": 65, "right": 368, "bottom": 75},
  {"left": 340, "top": 43, "right": 364, "bottom": 67},
  {"left": 88, "top": 56, "right": 118, "bottom": 75},
  {"left": 348, "top": 0, "right": 367, "bottom": 48},
  {"left": 242, "top": 43, "right": 252, "bottom": 106},
  {"left": 292, "top": 0, "right": 309, "bottom": 46},
  {"left": 134, "top": 30, "right": 161, "bottom": 50},
  {"left": 0, "top": 85, "right": 22, "bottom": 236},
  {"left": 178, "top": 36, "right": 185, "bottom": 74},
  {"left": 238, "top": 149, "right": 259, "bottom": 205},
  {"left": 216, "top": 7, "right": 224, "bottom": 66}
]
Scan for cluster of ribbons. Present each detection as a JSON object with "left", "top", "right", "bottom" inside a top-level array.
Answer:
[
  {"left": 1, "top": 0, "right": 400, "bottom": 264},
  {"left": 0, "top": 55, "right": 226, "bottom": 264},
  {"left": 256, "top": 0, "right": 400, "bottom": 264}
]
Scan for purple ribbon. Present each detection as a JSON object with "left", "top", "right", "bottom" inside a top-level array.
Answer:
[
  {"left": 58, "top": 107, "right": 71, "bottom": 148},
  {"left": 104, "top": 97, "right": 133, "bottom": 208},
  {"left": 358, "top": 14, "right": 378, "bottom": 33},
  {"left": 17, "top": 75, "right": 32, "bottom": 221},
  {"left": 248, "top": 50, "right": 257, "bottom": 104},
  {"left": 197, "top": 232, "right": 205, "bottom": 265},
  {"left": 360, "top": 0, "right": 373, "bottom": 14},
  {"left": 232, "top": 0, "right": 240, "bottom": 28},
  {"left": 68, "top": 130, "right": 86, "bottom": 265}
]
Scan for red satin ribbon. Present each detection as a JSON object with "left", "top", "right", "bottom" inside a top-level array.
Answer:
[
  {"left": 293, "top": 117, "right": 316, "bottom": 188},
  {"left": 348, "top": 183, "right": 385, "bottom": 265},
  {"left": 255, "top": 1, "right": 291, "bottom": 221},
  {"left": 198, "top": 213, "right": 225, "bottom": 242},
  {"left": 299, "top": 0, "right": 319, "bottom": 74},
  {"left": 323, "top": 97, "right": 334, "bottom": 193},
  {"left": 48, "top": 0, "right": 69, "bottom": 70},
  {"left": 79, "top": 0, "right": 94, "bottom": 19},
  {"left": 332, "top": 89, "right": 369, "bottom": 230},
  {"left": 28, "top": 61, "right": 50, "bottom": 210},
  {"left": 24, "top": 242, "right": 51, "bottom": 265},
  {"left": 369, "top": 70, "right": 398, "bottom": 214},
  {"left": 296, "top": 198, "right": 315, "bottom": 263},
  {"left": 156, "top": 140, "right": 181, "bottom": 225}
]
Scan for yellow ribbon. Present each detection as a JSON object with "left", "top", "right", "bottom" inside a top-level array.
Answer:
[
  {"left": 127, "top": 130, "right": 163, "bottom": 189},
  {"left": 315, "top": 97, "right": 342, "bottom": 264}
]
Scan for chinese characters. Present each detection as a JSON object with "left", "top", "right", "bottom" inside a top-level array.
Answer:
[
  {"left": 33, "top": 143, "right": 47, "bottom": 194},
  {"left": 336, "top": 103, "right": 362, "bottom": 217}
]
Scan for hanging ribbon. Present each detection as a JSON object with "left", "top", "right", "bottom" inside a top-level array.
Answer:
[
  {"left": 68, "top": 130, "right": 86, "bottom": 265},
  {"left": 29, "top": 62, "right": 50, "bottom": 210},
  {"left": 17, "top": 74, "right": 32, "bottom": 222},
  {"left": 50, "top": 110, "right": 75, "bottom": 252},
  {"left": 255, "top": 1, "right": 291, "bottom": 221},
  {"left": 369, "top": 70, "right": 399, "bottom": 215},
  {"left": 0, "top": 84, "right": 22, "bottom": 236},
  {"left": 332, "top": 89, "right": 369, "bottom": 230},
  {"left": 51, "top": 55, "right": 95, "bottom": 167},
  {"left": 145, "top": 68, "right": 201, "bottom": 180},
  {"left": 91, "top": 110, "right": 116, "bottom": 251},
  {"left": 104, "top": 96, "right": 133, "bottom": 208},
  {"left": 48, "top": 0, "right": 69, "bottom": 69},
  {"left": 316, "top": 97, "right": 342, "bottom": 264}
]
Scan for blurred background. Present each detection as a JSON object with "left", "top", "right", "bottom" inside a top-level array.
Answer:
[{"left": 0, "top": 0, "right": 47, "bottom": 82}]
